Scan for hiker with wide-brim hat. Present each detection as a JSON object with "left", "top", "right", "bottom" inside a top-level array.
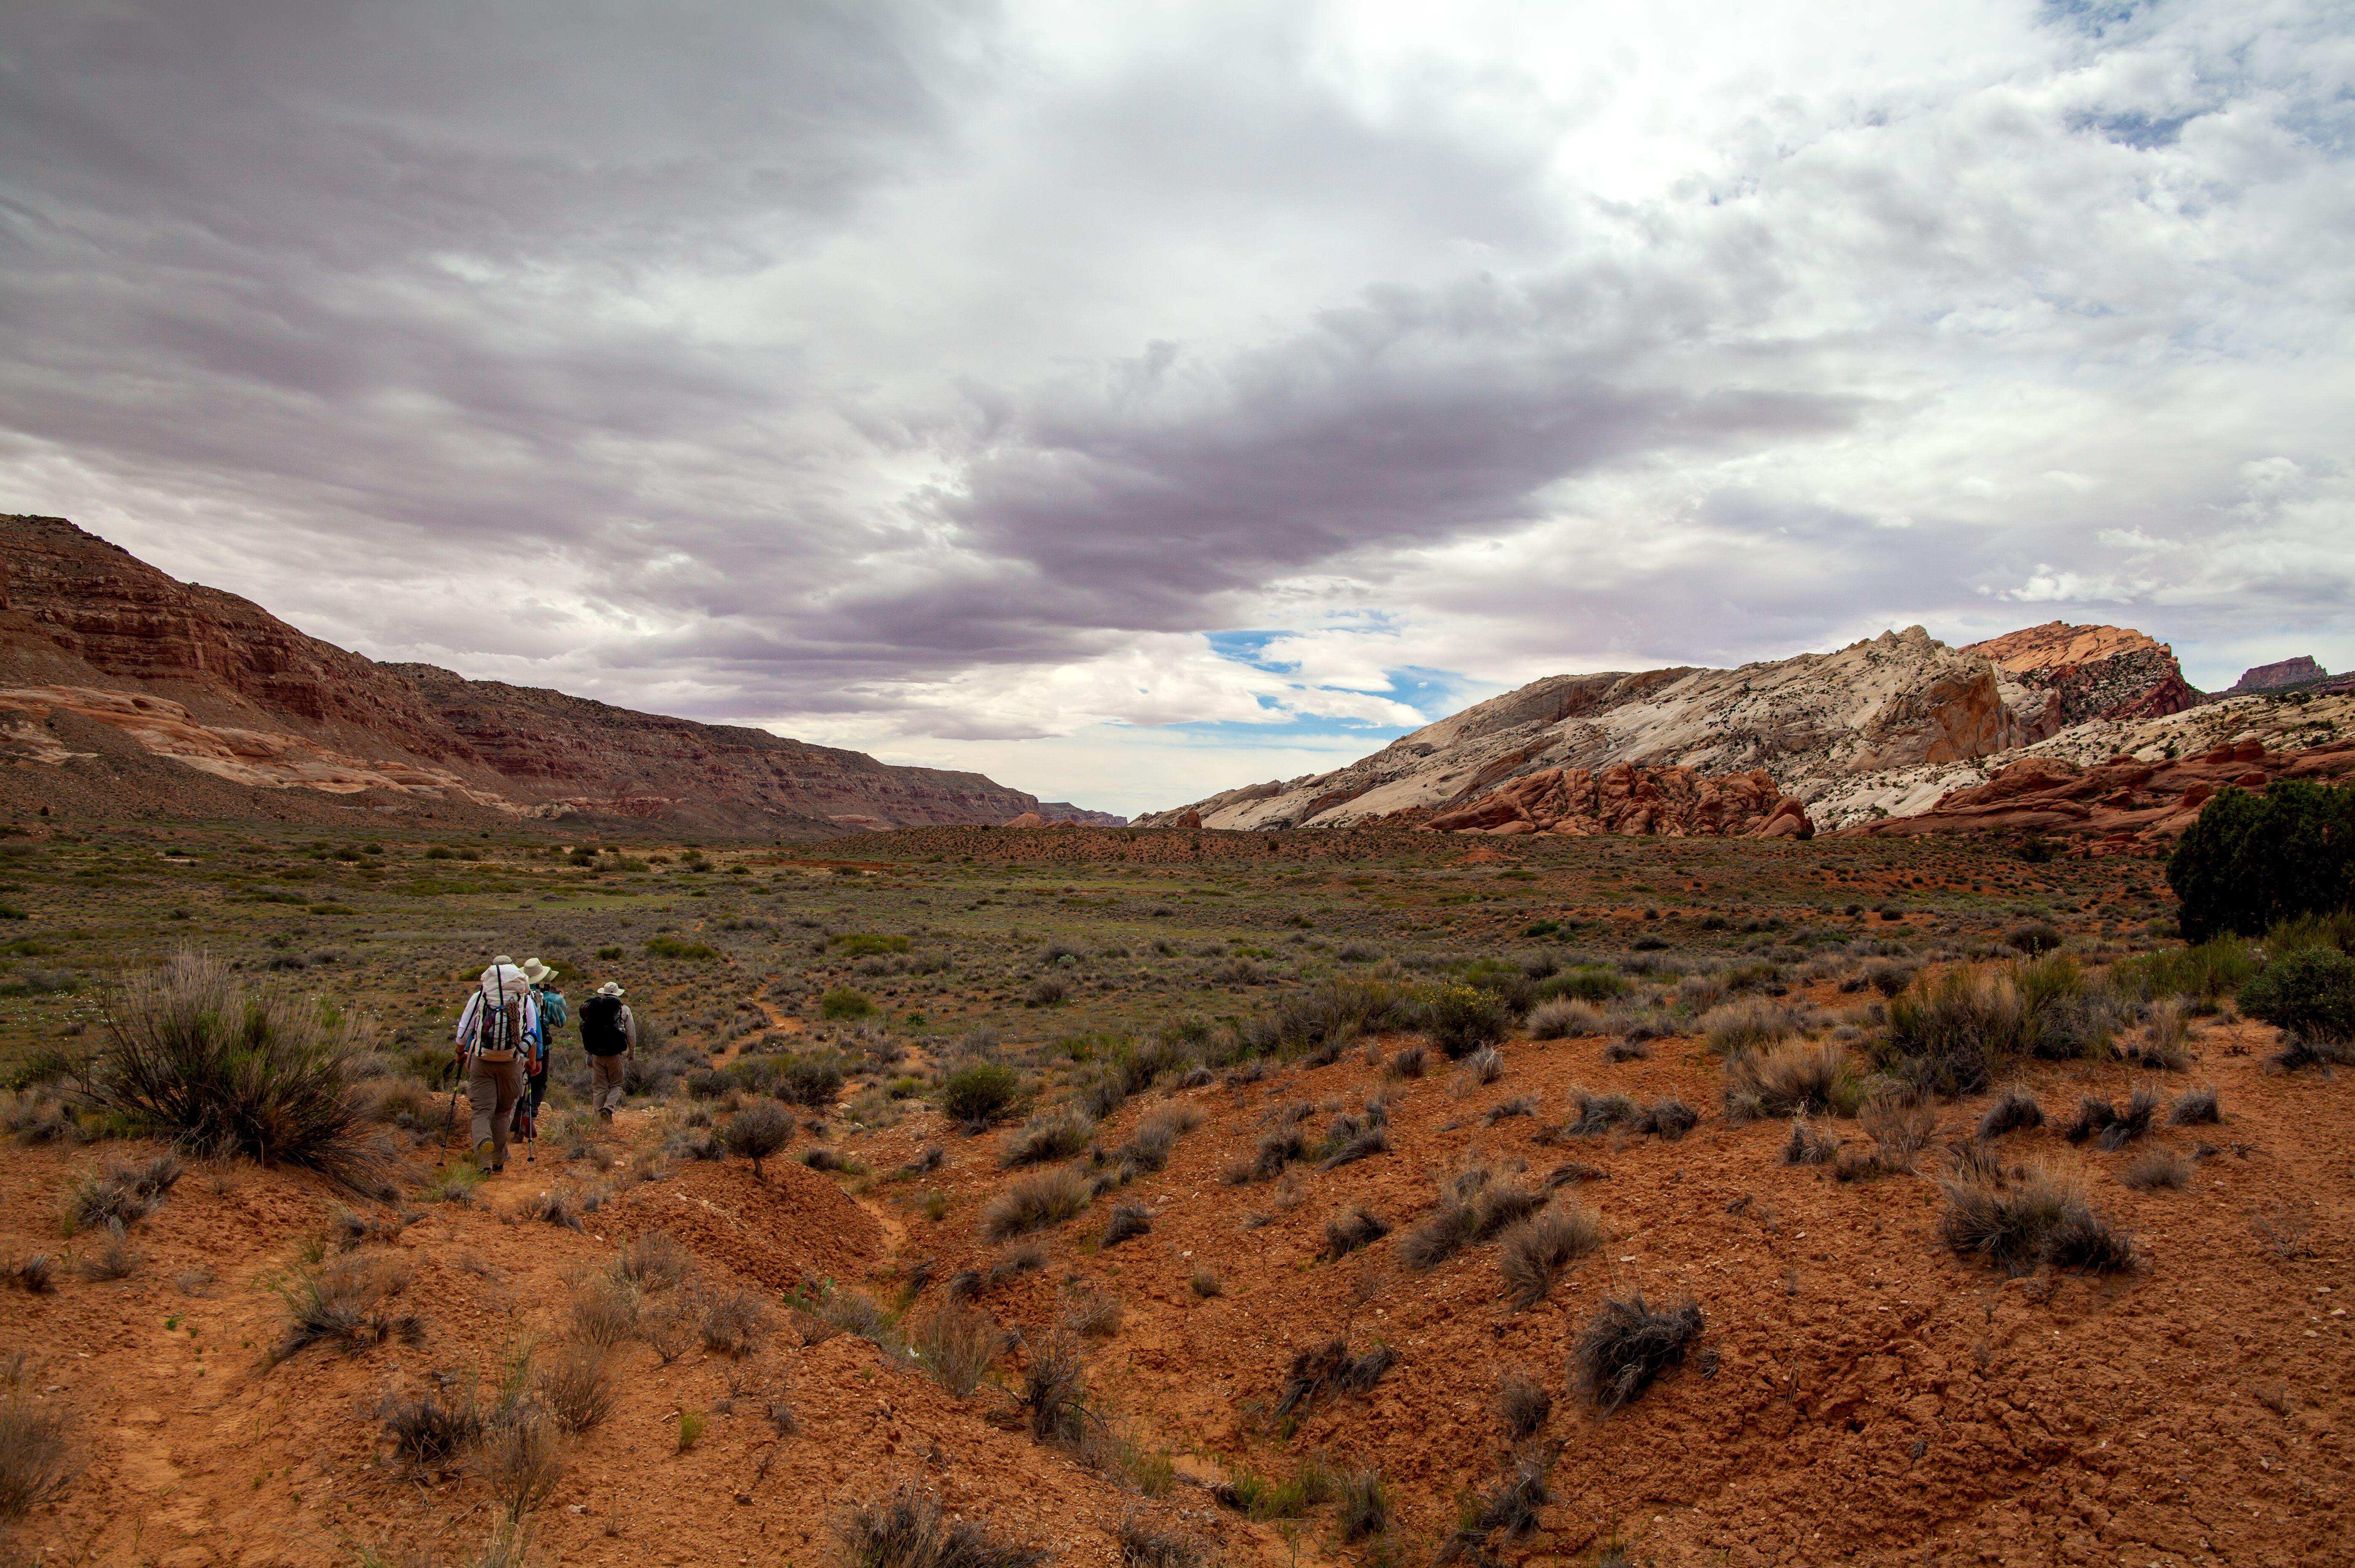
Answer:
[
  {"left": 579, "top": 979, "right": 637, "bottom": 1121},
  {"left": 511, "top": 958, "right": 566, "bottom": 1147},
  {"left": 452, "top": 955, "right": 540, "bottom": 1171}
]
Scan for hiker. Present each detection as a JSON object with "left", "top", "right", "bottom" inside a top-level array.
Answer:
[
  {"left": 511, "top": 957, "right": 566, "bottom": 1145},
  {"left": 453, "top": 954, "right": 539, "bottom": 1172},
  {"left": 580, "top": 980, "right": 637, "bottom": 1121}
]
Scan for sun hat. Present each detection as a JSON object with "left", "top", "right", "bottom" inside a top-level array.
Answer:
[
  {"left": 492, "top": 954, "right": 515, "bottom": 966},
  {"left": 595, "top": 981, "right": 624, "bottom": 997},
  {"left": 521, "top": 958, "right": 557, "bottom": 985}
]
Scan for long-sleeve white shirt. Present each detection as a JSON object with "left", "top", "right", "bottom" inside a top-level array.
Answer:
[{"left": 454, "top": 988, "right": 541, "bottom": 1053}]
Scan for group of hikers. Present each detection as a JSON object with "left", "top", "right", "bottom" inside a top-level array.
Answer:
[{"left": 451, "top": 954, "right": 639, "bottom": 1171}]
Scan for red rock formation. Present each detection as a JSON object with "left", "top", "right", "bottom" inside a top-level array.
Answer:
[
  {"left": 0, "top": 513, "right": 1074, "bottom": 834},
  {"left": 2229, "top": 656, "right": 2327, "bottom": 693},
  {"left": 1837, "top": 740, "right": 2355, "bottom": 853},
  {"left": 1962, "top": 621, "right": 2202, "bottom": 730},
  {"left": 1410, "top": 763, "right": 1812, "bottom": 839},
  {"left": 1002, "top": 811, "right": 1046, "bottom": 829}
]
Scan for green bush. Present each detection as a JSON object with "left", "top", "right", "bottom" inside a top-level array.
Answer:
[
  {"left": 644, "top": 936, "right": 718, "bottom": 961},
  {"left": 2168, "top": 779, "right": 2355, "bottom": 941},
  {"left": 779, "top": 1055, "right": 846, "bottom": 1109},
  {"left": 830, "top": 933, "right": 910, "bottom": 956},
  {"left": 2109, "top": 937, "right": 2258, "bottom": 1011},
  {"left": 819, "top": 988, "right": 874, "bottom": 1020},
  {"left": 938, "top": 1063, "right": 1022, "bottom": 1129},
  {"left": 1538, "top": 968, "right": 1628, "bottom": 1004},
  {"left": 1411, "top": 984, "right": 1510, "bottom": 1060},
  {"left": 2240, "top": 947, "right": 2355, "bottom": 1043},
  {"left": 89, "top": 954, "right": 387, "bottom": 1189}
]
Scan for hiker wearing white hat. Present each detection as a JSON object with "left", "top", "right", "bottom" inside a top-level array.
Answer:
[
  {"left": 510, "top": 958, "right": 566, "bottom": 1146},
  {"left": 578, "top": 979, "right": 637, "bottom": 1121},
  {"left": 452, "top": 956, "right": 543, "bottom": 1171}
]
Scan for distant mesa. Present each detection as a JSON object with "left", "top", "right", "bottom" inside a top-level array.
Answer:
[
  {"left": 2229, "top": 656, "right": 2328, "bottom": 693},
  {"left": 0, "top": 514, "right": 1116, "bottom": 836}
]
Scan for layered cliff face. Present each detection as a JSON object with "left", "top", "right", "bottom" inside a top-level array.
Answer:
[
  {"left": 1140, "top": 622, "right": 2213, "bottom": 839},
  {"left": 2229, "top": 656, "right": 2328, "bottom": 693},
  {"left": 0, "top": 515, "right": 1069, "bottom": 834}
]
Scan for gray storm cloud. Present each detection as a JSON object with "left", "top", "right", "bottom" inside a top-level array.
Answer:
[{"left": 1, "top": 0, "right": 2350, "bottom": 810}]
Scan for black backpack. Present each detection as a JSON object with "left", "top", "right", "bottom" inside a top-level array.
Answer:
[{"left": 581, "top": 995, "right": 627, "bottom": 1056}]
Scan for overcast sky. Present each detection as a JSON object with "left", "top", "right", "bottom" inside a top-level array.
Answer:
[{"left": 3, "top": 1, "right": 2350, "bottom": 814}]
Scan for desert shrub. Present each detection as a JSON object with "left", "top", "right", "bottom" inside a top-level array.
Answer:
[
  {"left": 0, "top": 1383, "right": 74, "bottom": 1520},
  {"left": 1860, "top": 1094, "right": 1938, "bottom": 1173},
  {"left": 1413, "top": 984, "right": 1510, "bottom": 1059},
  {"left": 1249, "top": 1126, "right": 1308, "bottom": 1180},
  {"left": 1446, "top": 1455, "right": 1550, "bottom": 1557},
  {"left": 1940, "top": 1163, "right": 2133, "bottom": 1274},
  {"left": 1701, "top": 999, "right": 1804, "bottom": 1056},
  {"left": 2120, "top": 1149, "right": 2190, "bottom": 1191},
  {"left": 2006, "top": 922, "right": 2063, "bottom": 956},
  {"left": 1001, "top": 1109, "right": 1095, "bottom": 1168},
  {"left": 2240, "top": 947, "right": 2355, "bottom": 1043},
  {"left": 2168, "top": 779, "right": 2355, "bottom": 941},
  {"left": 725, "top": 1097, "right": 800, "bottom": 1172},
  {"left": 1864, "top": 958, "right": 1919, "bottom": 996},
  {"left": 1528, "top": 998, "right": 1608, "bottom": 1040},
  {"left": 1600, "top": 1036, "right": 1651, "bottom": 1063},
  {"left": 780, "top": 1055, "right": 847, "bottom": 1109},
  {"left": 939, "top": 1064, "right": 1023, "bottom": 1130},
  {"left": 62, "top": 1156, "right": 174, "bottom": 1235},
  {"left": 645, "top": 936, "right": 718, "bottom": 962},
  {"left": 698, "top": 1287, "right": 773, "bottom": 1357},
  {"left": 1464, "top": 1045, "right": 1504, "bottom": 1085},
  {"left": 1275, "top": 1336, "right": 1394, "bottom": 1417},
  {"left": 271, "top": 1255, "right": 423, "bottom": 1361},
  {"left": 1642, "top": 1097, "right": 1699, "bottom": 1140},
  {"left": 2168, "top": 1086, "right": 2221, "bottom": 1126},
  {"left": 638, "top": 1298, "right": 698, "bottom": 1365},
  {"left": 840, "top": 1482, "right": 1047, "bottom": 1568},
  {"left": 482, "top": 1408, "right": 562, "bottom": 1519},
  {"left": 1324, "top": 1206, "right": 1390, "bottom": 1260},
  {"left": 1978, "top": 1089, "right": 2044, "bottom": 1139},
  {"left": 1100, "top": 1203, "right": 1152, "bottom": 1247},
  {"left": 1483, "top": 1095, "right": 1537, "bottom": 1126},
  {"left": 1402, "top": 1162, "right": 1541, "bottom": 1271},
  {"left": 980, "top": 1165, "right": 1090, "bottom": 1242},
  {"left": 6, "top": 1254, "right": 55, "bottom": 1294},
  {"left": 568, "top": 1273, "right": 641, "bottom": 1346},
  {"left": 821, "top": 987, "right": 877, "bottom": 1019},
  {"left": 537, "top": 1344, "right": 617, "bottom": 1432},
  {"left": 1881, "top": 969, "right": 2029, "bottom": 1096},
  {"left": 1537, "top": 968, "right": 1627, "bottom": 1004},
  {"left": 912, "top": 1302, "right": 1006, "bottom": 1397},
  {"left": 1240, "top": 977, "right": 1414, "bottom": 1059},
  {"left": 77, "top": 1221, "right": 143, "bottom": 1282},
  {"left": 1572, "top": 1292, "right": 1704, "bottom": 1413},
  {"left": 617, "top": 1228, "right": 696, "bottom": 1292},
  {"left": 379, "top": 1386, "right": 483, "bottom": 1469},
  {"left": 2269, "top": 1031, "right": 2355, "bottom": 1071},
  {"left": 88, "top": 954, "right": 386, "bottom": 1188},
  {"left": 2118, "top": 998, "right": 2191, "bottom": 1070},
  {"left": 1016, "top": 1330, "right": 1090, "bottom": 1444},
  {"left": 2065, "top": 1088, "right": 2157, "bottom": 1150},
  {"left": 1388, "top": 1044, "right": 1427, "bottom": 1079},
  {"left": 1189, "top": 1270, "right": 1222, "bottom": 1298},
  {"left": 1115, "top": 1513, "right": 1209, "bottom": 1568},
  {"left": 1103, "top": 1104, "right": 1200, "bottom": 1176},
  {"left": 815, "top": 1287, "right": 907, "bottom": 1355},
  {"left": 1722, "top": 1041, "right": 1861, "bottom": 1121},
  {"left": 1565, "top": 1089, "right": 1643, "bottom": 1137},
  {"left": 2111, "top": 938, "right": 2259, "bottom": 1012},
  {"left": 1496, "top": 1201, "right": 1605, "bottom": 1311},
  {"left": 1497, "top": 1369, "right": 1551, "bottom": 1442}
]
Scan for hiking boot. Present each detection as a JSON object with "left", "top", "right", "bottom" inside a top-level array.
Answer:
[{"left": 598, "top": 1108, "right": 614, "bottom": 1123}]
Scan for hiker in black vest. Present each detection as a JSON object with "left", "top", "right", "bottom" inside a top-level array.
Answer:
[
  {"left": 454, "top": 955, "right": 539, "bottom": 1172},
  {"left": 580, "top": 980, "right": 637, "bottom": 1121}
]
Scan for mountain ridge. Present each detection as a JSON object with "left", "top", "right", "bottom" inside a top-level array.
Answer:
[{"left": 0, "top": 514, "right": 1123, "bottom": 834}]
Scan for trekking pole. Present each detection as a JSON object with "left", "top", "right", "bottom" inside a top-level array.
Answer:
[{"left": 437, "top": 1072, "right": 462, "bottom": 1169}]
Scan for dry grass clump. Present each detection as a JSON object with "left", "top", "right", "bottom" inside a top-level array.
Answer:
[
  {"left": 1977, "top": 1089, "right": 2043, "bottom": 1139},
  {"left": 1882, "top": 968, "right": 2026, "bottom": 1096},
  {"left": 1464, "top": 1046, "right": 1505, "bottom": 1085},
  {"left": 1401, "top": 1158, "right": 1544, "bottom": 1271},
  {"left": 1859, "top": 1097, "right": 1938, "bottom": 1173},
  {"left": 2168, "top": 1086, "right": 2221, "bottom": 1126},
  {"left": 272, "top": 1255, "right": 424, "bottom": 1362},
  {"left": 698, "top": 1287, "right": 774, "bottom": 1357},
  {"left": 1940, "top": 1162, "right": 2135, "bottom": 1275},
  {"left": 980, "top": 1165, "right": 1091, "bottom": 1242},
  {"left": 1781, "top": 1120, "right": 1838, "bottom": 1165},
  {"left": 77, "top": 1220, "right": 144, "bottom": 1282},
  {"left": 1496, "top": 1201, "right": 1606, "bottom": 1311},
  {"left": 1722, "top": 1041, "right": 1862, "bottom": 1122},
  {"left": 1702, "top": 998, "right": 1805, "bottom": 1056},
  {"left": 1563, "top": 1088, "right": 1643, "bottom": 1137},
  {"left": 1014, "top": 1330, "right": 1090, "bottom": 1444},
  {"left": 378, "top": 1385, "right": 484, "bottom": 1470},
  {"left": 1572, "top": 1292, "right": 1704, "bottom": 1413},
  {"left": 537, "top": 1344, "right": 618, "bottom": 1432},
  {"left": 1483, "top": 1094, "right": 1538, "bottom": 1125},
  {"left": 838, "top": 1482, "right": 1047, "bottom": 1568},
  {"left": 2063, "top": 1088, "right": 2159, "bottom": 1150},
  {"left": 1001, "top": 1109, "right": 1095, "bottom": 1169},
  {"left": 2119, "top": 998, "right": 2190, "bottom": 1070},
  {"left": 1441, "top": 1455, "right": 1552, "bottom": 1562},
  {"left": 2120, "top": 1149, "right": 2190, "bottom": 1191},
  {"left": 617, "top": 1228, "right": 696, "bottom": 1292},
  {"left": 1323, "top": 1206, "right": 1390, "bottom": 1260},
  {"left": 1388, "top": 1044, "right": 1428, "bottom": 1079},
  {"left": 1641, "top": 1097, "right": 1699, "bottom": 1140},
  {"left": 1104, "top": 1104, "right": 1201, "bottom": 1175},
  {"left": 1061, "top": 1290, "right": 1124, "bottom": 1341},
  {"left": 1100, "top": 1203, "right": 1152, "bottom": 1248},
  {"left": 481, "top": 1408, "right": 563, "bottom": 1519},
  {"left": 62, "top": 1152, "right": 181, "bottom": 1235},
  {"left": 568, "top": 1273, "right": 641, "bottom": 1347},
  {"left": 1528, "top": 998, "right": 1608, "bottom": 1040},
  {"left": 1496, "top": 1369, "right": 1552, "bottom": 1443},
  {"left": 1274, "top": 1335, "right": 1395, "bottom": 1417},
  {"left": 1115, "top": 1512, "right": 1210, "bottom": 1568},
  {"left": 6, "top": 1254, "right": 56, "bottom": 1295},
  {"left": 0, "top": 1362, "right": 75, "bottom": 1520},
  {"left": 912, "top": 1302, "right": 1007, "bottom": 1397}
]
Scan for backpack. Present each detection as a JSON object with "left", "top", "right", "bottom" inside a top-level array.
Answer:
[
  {"left": 469, "top": 990, "right": 525, "bottom": 1063},
  {"left": 581, "top": 995, "right": 627, "bottom": 1056},
  {"left": 538, "top": 989, "right": 568, "bottom": 1032}
]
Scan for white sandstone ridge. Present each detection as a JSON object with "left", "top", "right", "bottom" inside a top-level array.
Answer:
[{"left": 1136, "top": 623, "right": 2204, "bottom": 835}]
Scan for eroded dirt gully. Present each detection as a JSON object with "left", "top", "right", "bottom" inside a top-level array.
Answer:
[{"left": 4, "top": 1008, "right": 2349, "bottom": 1568}]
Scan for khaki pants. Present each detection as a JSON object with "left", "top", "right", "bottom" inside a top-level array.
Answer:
[
  {"left": 591, "top": 1052, "right": 629, "bottom": 1116},
  {"left": 467, "top": 1056, "right": 525, "bottom": 1167}
]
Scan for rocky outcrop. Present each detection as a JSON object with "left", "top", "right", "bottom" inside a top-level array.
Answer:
[
  {"left": 1036, "top": 801, "right": 1129, "bottom": 826},
  {"left": 1839, "top": 738, "right": 2355, "bottom": 854},
  {"left": 2229, "top": 656, "right": 2328, "bottom": 693},
  {"left": 1409, "top": 764, "right": 1812, "bottom": 839},
  {"left": 1961, "top": 622, "right": 2202, "bottom": 731},
  {"left": 0, "top": 514, "right": 1097, "bottom": 834}
]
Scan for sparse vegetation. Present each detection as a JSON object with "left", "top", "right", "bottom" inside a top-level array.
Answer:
[
  {"left": 1496, "top": 1200, "right": 1605, "bottom": 1310},
  {"left": 839, "top": 1482, "right": 1047, "bottom": 1568},
  {"left": 1572, "top": 1292, "right": 1704, "bottom": 1413},
  {"left": 724, "top": 1100, "right": 795, "bottom": 1176},
  {"left": 1940, "top": 1162, "right": 2135, "bottom": 1275},
  {"left": 980, "top": 1165, "right": 1091, "bottom": 1241}
]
